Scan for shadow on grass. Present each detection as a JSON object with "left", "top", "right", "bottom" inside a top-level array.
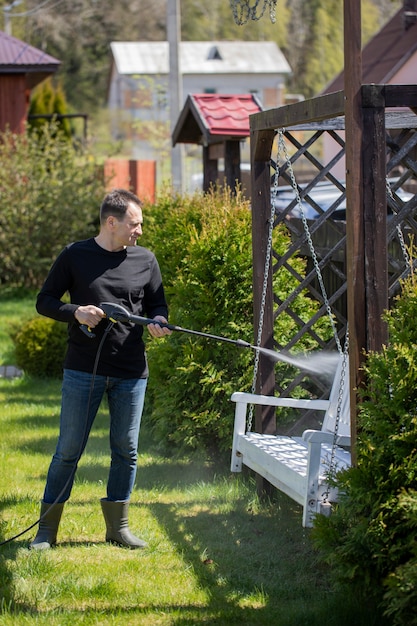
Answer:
[
  {"left": 0, "top": 378, "right": 388, "bottom": 625},
  {"left": 0, "top": 470, "right": 387, "bottom": 625},
  {"left": 143, "top": 488, "right": 385, "bottom": 626},
  {"left": 0, "top": 491, "right": 385, "bottom": 626}
]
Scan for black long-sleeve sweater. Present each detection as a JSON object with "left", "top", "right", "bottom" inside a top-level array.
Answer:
[{"left": 36, "top": 238, "right": 168, "bottom": 378}]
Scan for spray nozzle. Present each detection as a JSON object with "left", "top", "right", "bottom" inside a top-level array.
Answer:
[
  {"left": 80, "top": 302, "right": 133, "bottom": 338},
  {"left": 100, "top": 302, "right": 132, "bottom": 323}
]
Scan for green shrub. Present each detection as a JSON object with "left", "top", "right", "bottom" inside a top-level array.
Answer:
[
  {"left": 13, "top": 317, "right": 67, "bottom": 378},
  {"left": 312, "top": 271, "right": 417, "bottom": 625},
  {"left": 141, "top": 187, "right": 333, "bottom": 453},
  {"left": 0, "top": 124, "right": 105, "bottom": 289}
]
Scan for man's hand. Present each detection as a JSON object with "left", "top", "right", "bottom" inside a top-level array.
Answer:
[
  {"left": 147, "top": 316, "right": 172, "bottom": 338},
  {"left": 74, "top": 305, "right": 106, "bottom": 329}
]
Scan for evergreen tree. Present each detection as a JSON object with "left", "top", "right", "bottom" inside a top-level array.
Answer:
[{"left": 28, "top": 78, "right": 72, "bottom": 138}]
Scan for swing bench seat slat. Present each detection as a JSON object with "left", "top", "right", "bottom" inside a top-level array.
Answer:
[{"left": 230, "top": 356, "right": 351, "bottom": 527}]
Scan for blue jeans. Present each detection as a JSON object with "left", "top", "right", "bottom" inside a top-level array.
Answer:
[{"left": 43, "top": 369, "right": 147, "bottom": 504}]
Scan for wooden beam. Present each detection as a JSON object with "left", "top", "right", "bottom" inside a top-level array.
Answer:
[
  {"left": 203, "top": 146, "right": 218, "bottom": 192},
  {"left": 344, "top": 0, "right": 363, "bottom": 461},
  {"left": 250, "top": 129, "right": 276, "bottom": 435},
  {"left": 250, "top": 91, "right": 345, "bottom": 132},
  {"left": 362, "top": 84, "right": 417, "bottom": 108},
  {"left": 251, "top": 128, "right": 276, "bottom": 162},
  {"left": 362, "top": 86, "right": 389, "bottom": 351},
  {"left": 224, "top": 140, "right": 241, "bottom": 194},
  {"left": 249, "top": 87, "right": 417, "bottom": 137}
]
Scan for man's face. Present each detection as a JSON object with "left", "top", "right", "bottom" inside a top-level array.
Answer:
[{"left": 113, "top": 203, "right": 143, "bottom": 248}]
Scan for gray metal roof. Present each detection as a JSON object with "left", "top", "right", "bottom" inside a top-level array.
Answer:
[
  {"left": 110, "top": 41, "right": 291, "bottom": 76},
  {"left": 0, "top": 30, "right": 60, "bottom": 72}
]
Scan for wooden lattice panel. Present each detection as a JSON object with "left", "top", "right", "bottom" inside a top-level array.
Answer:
[{"left": 267, "top": 120, "right": 417, "bottom": 404}]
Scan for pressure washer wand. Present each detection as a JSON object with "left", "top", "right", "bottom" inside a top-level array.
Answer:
[
  {"left": 99, "top": 301, "right": 252, "bottom": 349},
  {"left": 82, "top": 302, "right": 340, "bottom": 376}
]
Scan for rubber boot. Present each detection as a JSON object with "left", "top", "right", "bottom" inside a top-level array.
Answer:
[
  {"left": 100, "top": 498, "right": 147, "bottom": 549},
  {"left": 29, "top": 501, "right": 65, "bottom": 550}
]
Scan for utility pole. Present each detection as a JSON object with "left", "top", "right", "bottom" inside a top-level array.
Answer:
[
  {"left": 3, "top": 1, "right": 23, "bottom": 36},
  {"left": 167, "top": 0, "right": 183, "bottom": 192},
  {"left": 4, "top": 3, "right": 13, "bottom": 35}
]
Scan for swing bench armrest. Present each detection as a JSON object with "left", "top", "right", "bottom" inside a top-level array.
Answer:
[{"left": 302, "top": 429, "right": 351, "bottom": 447}]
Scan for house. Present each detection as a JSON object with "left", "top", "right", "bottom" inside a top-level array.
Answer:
[
  {"left": 323, "top": 1, "right": 417, "bottom": 94},
  {"left": 0, "top": 30, "right": 60, "bottom": 134},
  {"left": 321, "top": 2, "right": 417, "bottom": 179},
  {"left": 107, "top": 41, "right": 291, "bottom": 161}
]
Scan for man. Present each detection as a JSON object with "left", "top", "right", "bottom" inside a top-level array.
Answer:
[{"left": 30, "top": 188, "right": 171, "bottom": 550}]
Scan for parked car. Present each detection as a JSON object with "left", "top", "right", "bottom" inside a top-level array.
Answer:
[{"left": 272, "top": 179, "right": 413, "bottom": 220}]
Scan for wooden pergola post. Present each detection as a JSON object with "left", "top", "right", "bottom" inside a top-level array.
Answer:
[
  {"left": 344, "top": 1, "right": 389, "bottom": 459},
  {"left": 250, "top": 128, "right": 276, "bottom": 435},
  {"left": 344, "top": 0, "right": 364, "bottom": 458}
]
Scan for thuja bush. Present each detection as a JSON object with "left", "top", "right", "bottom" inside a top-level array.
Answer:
[
  {"left": 0, "top": 124, "right": 105, "bottom": 289},
  {"left": 141, "top": 187, "right": 333, "bottom": 452},
  {"left": 312, "top": 272, "right": 417, "bottom": 625},
  {"left": 13, "top": 316, "right": 67, "bottom": 378}
]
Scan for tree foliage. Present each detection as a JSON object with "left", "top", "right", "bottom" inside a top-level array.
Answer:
[
  {"left": 312, "top": 270, "right": 417, "bottom": 625},
  {"left": 0, "top": 125, "right": 105, "bottom": 289}
]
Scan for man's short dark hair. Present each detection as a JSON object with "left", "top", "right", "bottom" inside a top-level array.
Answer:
[{"left": 100, "top": 189, "right": 143, "bottom": 224}]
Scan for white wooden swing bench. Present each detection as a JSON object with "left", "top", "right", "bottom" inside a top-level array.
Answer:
[
  {"left": 229, "top": 129, "right": 353, "bottom": 527},
  {"left": 230, "top": 355, "right": 351, "bottom": 527}
]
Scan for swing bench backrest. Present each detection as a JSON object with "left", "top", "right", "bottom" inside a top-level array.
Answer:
[{"left": 230, "top": 353, "right": 351, "bottom": 527}]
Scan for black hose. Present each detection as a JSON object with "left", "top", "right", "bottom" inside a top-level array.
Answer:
[{"left": 0, "top": 320, "right": 114, "bottom": 548}]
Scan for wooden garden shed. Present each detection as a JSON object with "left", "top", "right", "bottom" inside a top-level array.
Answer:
[{"left": 0, "top": 30, "right": 60, "bottom": 134}]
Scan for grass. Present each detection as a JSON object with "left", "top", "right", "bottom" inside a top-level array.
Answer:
[{"left": 0, "top": 294, "right": 380, "bottom": 625}]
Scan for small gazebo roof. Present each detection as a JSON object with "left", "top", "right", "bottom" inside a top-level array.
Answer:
[
  {"left": 0, "top": 30, "right": 60, "bottom": 88},
  {"left": 172, "top": 93, "right": 263, "bottom": 147}
]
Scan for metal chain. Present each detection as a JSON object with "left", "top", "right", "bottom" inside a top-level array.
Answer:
[
  {"left": 278, "top": 129, "right": 342, "bottom": 354},
  {"left": 278, "top": 129, "right": 349, "bottom": 489},
  {"left": 322, "top": 328, "right": 349, "bottom": 501},
  {"left": 386, "top": 179, "right": 411, "bottom": 268},
  {"left": 247, "top": 140, "right": 277, "bottom": 432},
  {"left": 230, "top": 0, "right": 277, "bottom": 25}
]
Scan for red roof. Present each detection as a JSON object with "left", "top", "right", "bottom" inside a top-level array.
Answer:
[
  {"left": 0, "top": 30, "right": 60, "bottom": 73},
  {"left": 192, "top": 94, "right": 262, "bottom": 136},
  {"left": 322, "top": 8, "right": 417, "bottom": 94},
  {"left": 172, "top": 93, "right": 263, "bottom": 145}
]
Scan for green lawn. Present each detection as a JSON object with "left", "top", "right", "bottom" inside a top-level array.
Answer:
[{"left": 0, "top": 295, "right": 379, "bottom": 625}]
